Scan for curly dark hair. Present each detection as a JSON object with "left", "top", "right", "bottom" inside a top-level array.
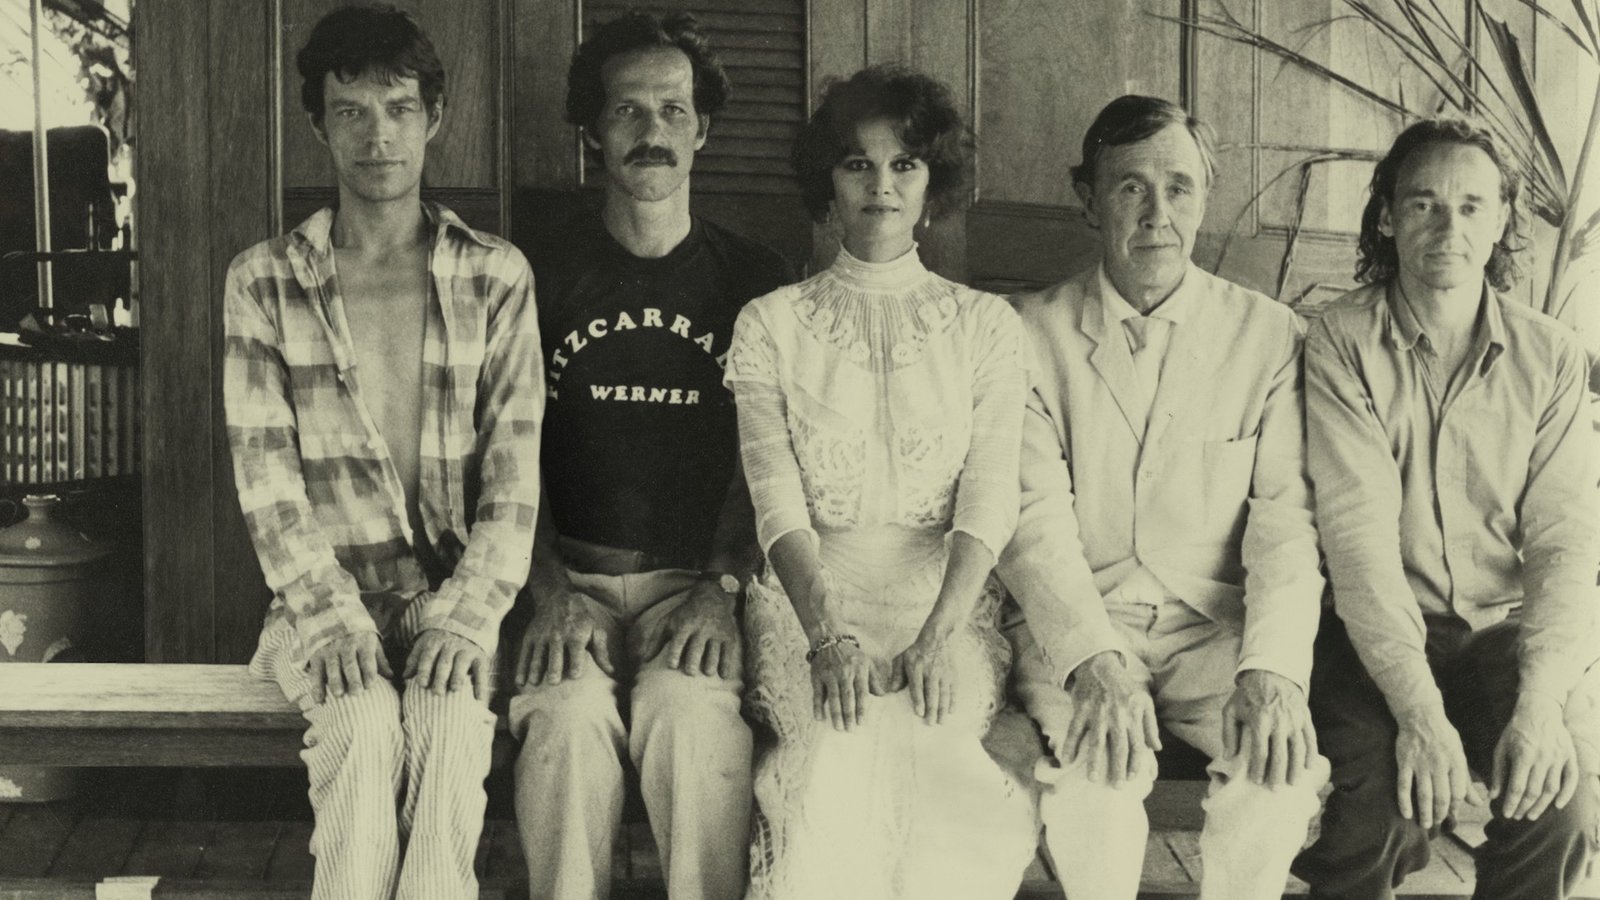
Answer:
[
  {"left": 1071, "top": 95, "right": 1217, "bottom": 189},
  {"left": 297, "top": 4, "right": 445, "bottom": 126},
  {"left": 1356, "top": 118, "right": 1525, "bottom": 292},
  {"left": 791, "top": 66, "right": 974, "bottom": 222},
  {"left": 566, "top": 11, "right": 730, "bottom": 138}
]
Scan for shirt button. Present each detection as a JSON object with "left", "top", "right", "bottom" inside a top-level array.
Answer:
[{"left": 367, "top": 438, "right": 382, "bottom": 451}]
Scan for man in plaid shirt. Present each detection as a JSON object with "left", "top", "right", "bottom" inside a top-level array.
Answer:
[{"left": 222, "top": 7, "right": 541, "bottom": 900}]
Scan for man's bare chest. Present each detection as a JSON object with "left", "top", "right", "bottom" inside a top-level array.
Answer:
[{"left": 335, "top": 253, "right": 429, "bottom": 440}]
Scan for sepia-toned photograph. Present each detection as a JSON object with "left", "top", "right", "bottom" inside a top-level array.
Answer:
[{"left": 0, "top": 0, "right": 1597, "bottom": 897}]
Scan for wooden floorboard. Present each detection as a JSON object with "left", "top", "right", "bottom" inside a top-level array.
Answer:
[
  {"left": 0, "top": 806, "right": 78, "bottom": 878},
  {"left": 192, "top": 821, "right": 281, "bottom": 881},
  {"left": 3, "top": 810, "right": 1597, "bottom": 897},
  {"left": 46, "top": 817, "right": 143, "bottom": 879},
  {"left": 119, "top": 820, "right": 210, "bottom": 878},
  {"left": 482, "top": 818, "right": 524, "bottom": 881},
  {"left": 262, "top": 821, "right": 315, "bottom": 883},
  {"left": 1142, "top": 832, "right": 1192, "bottom": 886},
  {"left": 1163, "top": 830, "right": 1203, "bottom": 883}
]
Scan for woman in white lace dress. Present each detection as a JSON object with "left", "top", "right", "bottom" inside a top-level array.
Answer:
[{"left": 723, "top": 66, "right": 1038, "bottom": 900}]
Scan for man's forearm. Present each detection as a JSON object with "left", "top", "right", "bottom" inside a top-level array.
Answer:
[{"left": 526, "top": 484, "right": 575, "bottom": 605}]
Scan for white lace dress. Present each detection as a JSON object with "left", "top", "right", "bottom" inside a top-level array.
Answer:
[{"left": 724, "top": 246, "right": 1039, "bottom": 900}]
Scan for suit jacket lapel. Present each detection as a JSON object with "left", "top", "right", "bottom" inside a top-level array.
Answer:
[{"left": 1080, "top": 276, "right": 1148, "bottom": 445}]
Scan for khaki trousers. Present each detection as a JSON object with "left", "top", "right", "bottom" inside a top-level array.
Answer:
[
  {"left": 1010, "top": 596, "right": 1328, "bottom": 900},
  {"left": 508, "top": 559, "right": 753, "bottom": 900}
]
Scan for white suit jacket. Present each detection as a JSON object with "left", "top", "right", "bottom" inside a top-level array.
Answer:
[{"left": 997, "top": 264, "right": 1324, "bottom": 690}]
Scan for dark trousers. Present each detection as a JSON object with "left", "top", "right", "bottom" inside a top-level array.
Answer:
[{"left": 1292, "top": 611, "right": 1599, "bottom": 900}]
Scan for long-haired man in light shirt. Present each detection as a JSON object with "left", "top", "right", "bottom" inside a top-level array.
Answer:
[{"left": 1293, "top": 119, "right": 1599, "bottom": 900}]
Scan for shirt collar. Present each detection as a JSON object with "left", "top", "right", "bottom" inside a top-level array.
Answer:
[
  {"left": 289, "top": 200, "right": 494, "bottom": 257},
  {"left": 1097, "top": 263, "right": 1197, "bottom": 329},
  {"left": 1384, "top": 279, "right": 1507, "bottom": 373}
]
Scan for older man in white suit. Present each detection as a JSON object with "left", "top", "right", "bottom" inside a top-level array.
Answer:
[{"left": 997, "top": 95, "right": 1330, "bottom": 900}]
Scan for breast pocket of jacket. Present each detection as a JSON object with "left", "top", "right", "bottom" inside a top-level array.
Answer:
[{"left": 1196, "top": 433, "right": 1259, "bottom": 526}]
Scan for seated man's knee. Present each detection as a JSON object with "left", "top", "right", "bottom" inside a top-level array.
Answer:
[
  {"left": 401, "top": 684, "right": 496, "bottom": 748},
  {"left": 1042, "top": 757, "right": 1157, "bottom": 807},
  {"left": 1505, "top": 773, "right": 1600, "bottom": 847},
  {"left": 508, "top": 674, "right": 624, "bottom": 754},
  {"left": 633, "top": 659, "right": 739, "bottom": 707},
  {"left": 1314, "top": 748, "right": 1430, "bottom": 856},
  {"left": 307, "top": 683, "right": 404, "bottom": 767},
  {"left": 631, "top": 664, "right": 743, "bottom": 729}
]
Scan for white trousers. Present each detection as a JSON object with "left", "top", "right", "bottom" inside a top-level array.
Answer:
[
  {"left": 509, "top": 567, "right": 753, "bottom": 900},
  {"left": 251, "top": 603, "right": 497, "bottom": 900},
  {"left": 1011, "top": 597, "right": 1328, "bottom": 900}
]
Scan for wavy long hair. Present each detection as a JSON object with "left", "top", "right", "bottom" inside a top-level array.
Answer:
[{"left": 1356, "top": 119, "right": 1526, "bottom": 291}]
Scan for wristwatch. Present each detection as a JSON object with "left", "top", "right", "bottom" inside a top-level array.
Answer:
[{"left": 699, "top": 571, "right": 742, "bottom": 597}]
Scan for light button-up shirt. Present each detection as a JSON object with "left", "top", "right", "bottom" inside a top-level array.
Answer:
[{"left": 1306, "top": 281, "right": 1599, "bottom": 713}]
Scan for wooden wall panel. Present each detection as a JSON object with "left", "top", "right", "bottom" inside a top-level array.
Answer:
[
  {"left": 137, "top": 0, "right": 217, "bottom": 663},
  {"left": 975, "top": 0, "right": 1181, "bottom": 208},
  {"left": 963, "top": 0, "right": 1184, "bottom": 291},
  {"left": 278, "top": 0, "right": 501, "bottom": 191},
  {"left": 906, "top": 0, "right": 972, "bottom": 279},
  {"left": 208, "top": 5, "right": 278, "bottom": 666},
  {"left": 512, "top": 0, "right": 580, "bottom": 190}
]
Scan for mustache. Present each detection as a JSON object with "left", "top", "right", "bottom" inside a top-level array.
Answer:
[{"left": 623, "top": 144, "right": 678, "bottom": 166}]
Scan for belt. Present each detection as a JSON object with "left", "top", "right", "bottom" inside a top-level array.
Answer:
[{"left": 557, "top": 535, "right": 702, "bottom": 577}]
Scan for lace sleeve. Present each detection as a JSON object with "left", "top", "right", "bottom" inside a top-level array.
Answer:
[
  {"left": 951, "top": 295, "right": 1028, "bottom": 558},
  {"left": 725, "top": 300, "right": 782, "bottom": 387},
  {"left": 726, "top": 306, "right": 818, "bottom": 555}
]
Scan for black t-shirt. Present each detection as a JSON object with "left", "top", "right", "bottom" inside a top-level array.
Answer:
[{"left": 524, "top": 213, "right": 795, "bottom": 565}]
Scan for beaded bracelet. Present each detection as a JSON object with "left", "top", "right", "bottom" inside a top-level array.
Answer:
[{"left": 805, "top": 634, "right": 860, "bottom": 663}]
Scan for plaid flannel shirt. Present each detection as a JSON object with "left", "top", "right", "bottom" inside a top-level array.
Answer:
[{"left": 224, "top": 203, "right": 543, "bottom": 658}]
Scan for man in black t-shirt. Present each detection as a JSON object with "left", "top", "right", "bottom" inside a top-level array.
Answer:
[{"left": 508, "top": 12, "right": 793, "bottom": 900}]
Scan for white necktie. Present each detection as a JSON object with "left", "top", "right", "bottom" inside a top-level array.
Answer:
[{"left": 1124, "top": 316, "right": 1163, "bottom": 434}]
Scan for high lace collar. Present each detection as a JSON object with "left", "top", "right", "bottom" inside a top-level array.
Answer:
[{"left": 828, "top": 244, "right": 931, "bottom": 291}]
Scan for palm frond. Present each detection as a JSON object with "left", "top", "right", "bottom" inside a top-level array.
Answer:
[
  {"left": 1503, "top": 0, "right": 1596, "bottom": 56},
  {"left": 1276, "top": 163, "right": 1318, "bottom": 300},
  {"left": 1151, "top": 12, "right": 1413, "bottom": 116},
  {"left": 1479, "top": 10, "right": 1570, "bottom": 192},
  {"left": 1569, "top": 0, "right": 1600, "bottom": 52}
]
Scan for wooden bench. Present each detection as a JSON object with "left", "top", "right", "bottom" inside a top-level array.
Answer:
[{"left": 0, "top": 662, "right": 1568, "bottom": 898}]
